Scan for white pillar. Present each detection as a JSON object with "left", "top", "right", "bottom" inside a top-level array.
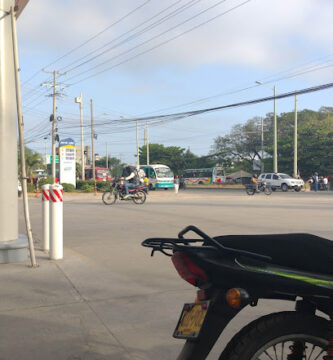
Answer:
[
  {"left": 42, "top": 184, "right": 50, "bottom": 252},
  {"left": 49, "top": 184, "right": 63, "bottom": 260}
]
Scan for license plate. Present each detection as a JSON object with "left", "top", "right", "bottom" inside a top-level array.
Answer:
[{"left": 173, "top": 301, "right": 210, "bottom": 339}]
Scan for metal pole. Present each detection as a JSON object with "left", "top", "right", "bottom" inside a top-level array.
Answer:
[
  {"left": 10, "top": 5, "right": 36, "bottom": 266},
  {"left": 146, "top": 121, "right": 150, "bottom": 165},
  {"left": 136, "top": 120, "right": 140, "bottom": 167},
  {"left": 79, "top": 94, "right": 84, "bottom": 180},
  {"left": 294, "top": 95, "right": 298, "bottom": 178},
  {"left": 90, "top": 99, "right": 95, "bottom": 181},
  {"left": 261, "top": 117, "right": 264, "bottom": 173},
  {"left": 52, "top": 70, "right": 57, "bottom": 182},
  {"left": 273, "top": 85, "right": 277, "bottom": 173}
]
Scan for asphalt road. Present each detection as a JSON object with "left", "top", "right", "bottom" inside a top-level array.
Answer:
[{"left": 15, "top": 188, "right": 333, "bottom": 360}]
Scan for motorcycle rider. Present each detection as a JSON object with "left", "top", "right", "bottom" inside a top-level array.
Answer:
[
  {"left": 251, "top": 173, "right": 259, "bottom": 192},
  {"left": 123, "top": 165, "right": 140, "bottom": 199}
]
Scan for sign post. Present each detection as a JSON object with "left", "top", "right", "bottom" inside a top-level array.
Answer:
[{"left": 59, "top": 138, "right": 76, "bottom": 187}]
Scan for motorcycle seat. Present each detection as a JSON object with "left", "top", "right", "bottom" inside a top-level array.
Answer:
[{"left": 214, "top": 233, "right": 333, "bottom": 275}]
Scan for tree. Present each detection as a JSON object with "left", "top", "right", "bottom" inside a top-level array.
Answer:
[
  {"left": 211, "top": 109, "right": 333, "bottom": 177},
  {"left": 18, "top": 147, "right": 45, "bottom": 181}
]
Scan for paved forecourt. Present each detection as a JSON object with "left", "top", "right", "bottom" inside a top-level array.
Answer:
[{"left": 1, "top": 189, "right": 332, "bottom": 360}]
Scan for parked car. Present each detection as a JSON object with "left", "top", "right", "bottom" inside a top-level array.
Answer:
[
  {"left": 18, "top": 180, "right": 22, "bottom": 197},
  {"left": 258, "top": 173, "right": 304, "bottom": 192}
]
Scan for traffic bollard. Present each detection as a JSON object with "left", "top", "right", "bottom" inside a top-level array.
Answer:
[
  {"left": 49, "top": 184, "right": 63, "bottom": 260},
  {"left": 41, "top": 184, "right": 50, "bottom": 251}
]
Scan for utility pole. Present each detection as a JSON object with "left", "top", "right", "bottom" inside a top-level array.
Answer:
[
  {"left": 294, "top": 94, "right": 298, "bottom": 178},
  {"left": 90, "top": 99, "right": 95, "bottom": 181},
  {"left": 261, "top": 117, "right": 264, "bottom": 173},
  {"left": 42, "top": 70, "right": 66, "bottom": 182},
  {"left": 51, "top": 71, "right": 57, "bottom": 182},
  {"left": 146, "top": 121, "right": 150, "bottom": 165},
  {"left": 136, "top": 120, "right": 140, "bottom": 167},
  {"left": 106, "top": 143, "right": 108, "bottom": 169},
  {"left": 273, "top": 85, "right": 277, "bottom": 173},
  {"left": 75, "top": 93, "right": 84, "bottom": 180}
]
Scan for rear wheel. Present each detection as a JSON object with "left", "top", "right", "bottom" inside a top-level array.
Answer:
[
  {"left": 219, "top": 312, "right": 328, "bottom": 360},
  {"left": 132, "top": 190, "right": 146, "bottom": 204},
  {"left": 102, "top": 190, "right": 116, "bottom": 205},
  {"left": 281, "top": 183, "right": 289, "bottom": 192},
  {"left": 246, "top": 187, "right": 255, "bottom": 195},
  {"left": 264, "top": 186, "right": 272, "bottom": 195}
]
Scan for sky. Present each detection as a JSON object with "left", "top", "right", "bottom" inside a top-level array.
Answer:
[{"left": 17, "top": 0, "right": 333, "bottom": 164}]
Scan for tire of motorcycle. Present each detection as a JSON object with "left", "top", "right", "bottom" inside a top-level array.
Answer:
[
  {"left": 264, "top": 186, "right": 272, "bottom": 195},
  {"left": 294, "top": 186, "right": 301, "bottom": 192},
  {"left": 218, "top": 311, "right": 328, "bottom": 360},
  {"left": 246, "top": 187, "right": 255, "bottom": 195},
  {"left": 102, "top": 190, "right": 117, "bottom": 205},
  {"left": 132, "top": 190, "right": 146, "bottom": 204}
]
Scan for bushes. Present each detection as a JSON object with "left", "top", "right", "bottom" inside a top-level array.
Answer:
[
  {"left": 39, "top": 176, "right": 53, "bottom": 187},
  {"left": 61, "top": 183, "right": 75, "bottom": 192},
  {"left": 81, "top": 183, "right": 94, "bottom": 192},
  {"left": 76, "top": 180, "right": 111, "bottom": 192},
  {"left": 27, "top": 183, "right": 35, "bottom": 192}
]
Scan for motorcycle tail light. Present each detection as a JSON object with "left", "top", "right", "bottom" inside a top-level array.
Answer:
[{"left": 171, "top": 251, "right": 208, "bottom": 287}]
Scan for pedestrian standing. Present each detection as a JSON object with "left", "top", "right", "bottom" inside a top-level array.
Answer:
[
  {"left": 313, "top": 172, "right": 319, "bottom": 192},
  {"left": 174, "top": 175, "right": 180, "bottom": 194},
  {"left": 323, "top": 176, "right": 329, "bottom": 191}
]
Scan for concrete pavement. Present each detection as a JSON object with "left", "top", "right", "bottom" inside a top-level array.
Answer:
[{"left": 1, "top": 189, "right": 333, "bottom": 359}]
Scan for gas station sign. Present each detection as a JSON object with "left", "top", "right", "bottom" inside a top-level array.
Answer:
[{"left": 59, "top": 138, "right": 76, "bottom": 187}]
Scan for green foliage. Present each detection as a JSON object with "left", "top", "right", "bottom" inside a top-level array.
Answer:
[
  {"left": 212, "top": 109, "right": 333, "bottom": 177},
  {"left": 76, "top": 180, "right": 110, "bottom": 192},
  {"left": 18, "top": 147, "right": 45, "bottom": 179},
  {"left": 61, "top": 183, "right": 75, "bottom": 192},
  {"left": 96, "top": 181, "right": 110, "bottom": 191},
  {"left": 39, "top": 177, "right": 53, "bottom": 187},
  {"left": 81, "top": 183, "right": 94, "bottom": 192},
  {"left": 27, "top": 183, "right": 35, "bottom": 192},
  {"left": 139, "top": 144, "right": 216, "bottom": 174}
]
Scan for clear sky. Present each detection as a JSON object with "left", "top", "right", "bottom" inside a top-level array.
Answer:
[{"left": 17, "top": 0, "right": 333, "bottom": 164}]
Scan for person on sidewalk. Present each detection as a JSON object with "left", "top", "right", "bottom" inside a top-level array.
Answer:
[
  {"left": 174, "top": 175, "right": 180, "bottom": 194},
  {"left": 313, "top": 172, "right": 319, "bottom": 192}
]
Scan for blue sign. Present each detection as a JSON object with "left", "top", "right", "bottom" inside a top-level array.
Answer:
[{"left": 59, "top": 138, "right": 75, "bottom": 147}]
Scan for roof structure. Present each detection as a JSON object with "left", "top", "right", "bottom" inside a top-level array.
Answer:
[{"left": 15, "top": 0, "right": 29, "bottom": 18}]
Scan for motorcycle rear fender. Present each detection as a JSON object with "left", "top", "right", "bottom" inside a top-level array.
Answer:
[{"left": 176, "top": 292, "right": 245, "bottom": 360}]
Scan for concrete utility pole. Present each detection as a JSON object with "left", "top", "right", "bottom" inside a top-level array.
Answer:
[
  {"left": 146, "top": 121, "right": 150, "bottom": 165},
  {"left": 256, "top": 81, "right": 278, "bottom": 173},
  {"left": 273, "top": 85, "right": 277, "bottom": 173},
  {"left": 136, "top": 120, "right": 140, "bottom": 167},
  {"left": 294, "top": 95, "right": 298, "bottom": 178},
  {"left": 75, "top": 94, "right": 84, "bottom": 180},
  {"left": 106, "top": 143, "right": 108, "bottom": 169},
  {"left": 90, "top": 99, "right": 95, "bottom": 181},
  {"left": 0, "top": 0, "right": 29, "bottom": 263},
  {"left": 261, "top": 117, "right": 264, "bottom": 173},
  {"left": 51, "top": 71, "right": 57, "bottom": 181}
]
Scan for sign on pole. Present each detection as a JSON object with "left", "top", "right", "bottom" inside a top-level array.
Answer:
[{"left": 59, "top": 138, "right": 76, "bottom": 187}]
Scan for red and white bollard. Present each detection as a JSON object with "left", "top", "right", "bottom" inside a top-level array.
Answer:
[
  {"left": 49, "top": 184, "right": 63, "bottom": 260},
  {"left": 41, "top": 184, "right": 50, "bottom": 252}
]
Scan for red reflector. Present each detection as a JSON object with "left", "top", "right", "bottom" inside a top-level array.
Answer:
[{"left": 171, "top": 252, "right": 208, "bottom": 287}]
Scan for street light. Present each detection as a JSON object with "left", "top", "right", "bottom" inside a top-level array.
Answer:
[
  {"left": 74, "top": 94, "right": 85, "bottom": 180},
  {"left": 256, "top": 81, "right": 277, "bottom": 173}
]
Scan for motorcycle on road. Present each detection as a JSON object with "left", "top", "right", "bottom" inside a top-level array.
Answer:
[
  {"left": 246, "top": 181, "right": 272, "bottom": 195},
  {"left": 142, "top": 225, "right": 333, "bottom": 360},
  {"left": 102, "top": 179, "right": 147, "bottom": 205}
]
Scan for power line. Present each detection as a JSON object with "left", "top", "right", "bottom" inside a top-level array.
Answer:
[{"left": 67, "top": 0, "right": 247, "bottom": 84}]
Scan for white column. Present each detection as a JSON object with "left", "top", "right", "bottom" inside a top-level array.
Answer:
[
  {"left": 42, "top": 184, "right": 50, "bottom": 252},
  {"left": 49, "top": 184, "right": 63, "bottom": 260}
]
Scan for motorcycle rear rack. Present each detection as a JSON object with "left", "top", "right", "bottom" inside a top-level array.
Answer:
[{"left": 142, "top": 225, "right": 271, "bottom": 261}]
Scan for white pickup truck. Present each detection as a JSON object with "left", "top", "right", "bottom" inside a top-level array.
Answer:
[{"left": 258, "top": 173, "right": 304, "bottom": 192}]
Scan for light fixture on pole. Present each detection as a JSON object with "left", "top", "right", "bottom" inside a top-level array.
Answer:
[{"left": 255, "top": 81, "right": 277, "bottom": 173}]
